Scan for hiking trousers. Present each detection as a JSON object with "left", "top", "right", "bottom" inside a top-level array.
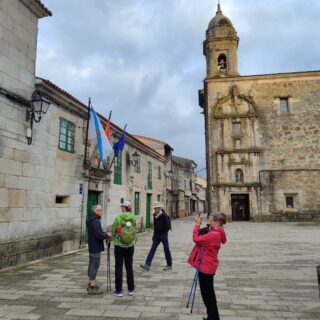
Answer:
[
  {"left": 198, "top": 271, "right": 220, "bottom": 320},
  {"left": 114, "top": 246, "right": 135, "bottom": 292}
]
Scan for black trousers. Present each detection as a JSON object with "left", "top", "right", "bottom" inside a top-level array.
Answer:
[
  {"left": 114, "top": 246, "right": 135, "bottom": 292},
  {"left": 198, "top": 272, "right": 220, "bottom": 320}
]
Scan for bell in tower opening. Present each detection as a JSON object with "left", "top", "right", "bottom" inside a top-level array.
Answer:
[{"left": 203, "top": 2, "right": 239, "bottom": 77}]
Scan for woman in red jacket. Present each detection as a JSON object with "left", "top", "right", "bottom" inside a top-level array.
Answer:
[{"left": 188, "top": 213, "right": 227, "bottom": 320}]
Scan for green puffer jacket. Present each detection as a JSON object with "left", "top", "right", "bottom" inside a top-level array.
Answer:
[{"left": 112, "top": 211, "right": 136, "bottom": 247}]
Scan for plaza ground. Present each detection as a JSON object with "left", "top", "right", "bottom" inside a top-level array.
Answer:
[{"left": 0, "top": 216, "right": 319, "bottom": 320}]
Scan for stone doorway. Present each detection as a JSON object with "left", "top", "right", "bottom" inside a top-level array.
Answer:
[{"left": 231, "top": 194, "right": 250, "bottom": 221}]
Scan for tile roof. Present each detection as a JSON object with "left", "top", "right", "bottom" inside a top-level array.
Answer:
[
  {"left": 36, "top": 77, "right": 87, "bottom": 109},
  {"left": 33, "top": 0, "right": 52, "bottom": 16}
]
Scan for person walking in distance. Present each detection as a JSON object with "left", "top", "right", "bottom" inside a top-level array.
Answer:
[
  {"left": 86, "top": 204, "right": 110, "bottom": 295},
  {"left": 112, "top": 200, "right": 136, "bottom": 297},
  {"left": 140, "top": 202, "right": 172, "bottom": 271},
  {"left": 188, "top": 213, "right": 227, "bottom": 320}
]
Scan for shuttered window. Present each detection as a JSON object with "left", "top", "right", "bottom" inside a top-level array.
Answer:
[
  {"left": 114, "top": 153, "right": 122, "bottom": 185},
  {"left": 147, "top": 161, "right": 152, "bottom": 190},
  {"left": 59, "top": 118, "right": 75, "bottom": 153}
]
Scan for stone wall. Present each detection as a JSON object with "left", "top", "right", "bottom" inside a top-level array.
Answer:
[
  {"left": 0, "top": 95, "right": 86, "bottom": 268},
  {"left": 0, "top": 0, "right": 38, "bottom": 99}
]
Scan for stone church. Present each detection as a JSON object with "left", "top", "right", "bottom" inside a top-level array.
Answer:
[{"left": 199, "top": 4, "right": 320, "bottom": 222}]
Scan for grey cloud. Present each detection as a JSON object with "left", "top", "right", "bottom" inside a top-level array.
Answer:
[{"left": 36, "top": 0, "right": 320, "bottom": 178}]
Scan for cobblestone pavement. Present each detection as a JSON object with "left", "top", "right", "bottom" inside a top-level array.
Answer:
[{"left": 0, "top": 216, "right": 319, "bottom": 320}]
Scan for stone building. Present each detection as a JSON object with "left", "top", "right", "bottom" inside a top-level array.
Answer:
[
  {"left": 195, "top": 175, "right": 207, "bottom": 214},
  {"left": 171, "top": 156, "right": 198, "bottom": 217},
  {"left": 0, "top": 0, "right": 55, "bottom": 267},
  {"left": 0, "top": 0, "right": 168, "bottom": 268},
  {"left": 133, "top": 135, "right": 174, "bottom": 216},
  {"left": 199, "top": 4, "right": 320, "bottom": 222},
  {"left": 133, "top": 136, "right": 202, "bottom": 218}
]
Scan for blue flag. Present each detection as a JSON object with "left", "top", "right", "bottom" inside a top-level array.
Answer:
[{"left": 113, "top": 129, "right": 126, "bottom": 157}]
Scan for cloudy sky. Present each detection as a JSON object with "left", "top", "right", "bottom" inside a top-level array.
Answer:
[{"left": 36, "top": 0, "right": 320, "bottom": 177}]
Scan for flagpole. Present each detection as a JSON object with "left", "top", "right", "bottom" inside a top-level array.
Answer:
[
  {"left": 108, "top": 123, "right": 127, "bottom": 170},
  {"left": 83, "top": 97, "right": 91, "bottom": 168}
]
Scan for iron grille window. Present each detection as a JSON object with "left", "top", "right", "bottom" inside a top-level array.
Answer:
[
  {"left": 158, "top": 166, "right": 161, "bottom": 180},
  {"left": 59, "top": 118, "right": 75, "bottom": 152},
  {"left": 286, "top": 196, "right": 294, "bottom": 208}
]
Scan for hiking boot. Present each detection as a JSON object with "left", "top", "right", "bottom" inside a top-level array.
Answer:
[
  {"left": 87, "top": 283, "right": 99, "bottom": 290},
  {"left": 163, "top": 265, "right": 172, "bottom": 271},
  {"left": 87, "top": 285, "right": 103, "bottom": 295},
  {"left": 112, "top": 290, "right": 124, "bottom": 297},
  {"left": 140, "top": 263, "right": 150, "bottom": 271},
  {"left": 128, "top": 290, "right": 135, "bottom": 296}
]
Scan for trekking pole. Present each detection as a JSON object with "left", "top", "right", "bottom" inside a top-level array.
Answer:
[
  {"left": 186, "top": 247, "right": 204, "bottom": 313},
  {"left": 106, "top": 237, "right": 111, "bottom": 292}
]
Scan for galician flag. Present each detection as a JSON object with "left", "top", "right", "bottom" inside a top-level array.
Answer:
[{"left": 88, "top": 107, "right": 113, "bottom": 163}]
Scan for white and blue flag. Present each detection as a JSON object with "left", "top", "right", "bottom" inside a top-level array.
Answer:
[{"left": 88, "top": 107, "right": 113, "bottom": 163}]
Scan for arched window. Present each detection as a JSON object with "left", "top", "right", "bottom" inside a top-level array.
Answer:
[
  {"left": 217, "top": 53, "right": 227, "bottom": 70},
  {"left": 235, "top": 169, "right": 244, "bottom": 183}
]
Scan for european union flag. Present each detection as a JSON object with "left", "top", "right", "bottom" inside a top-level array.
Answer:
[{"left": 113, "top": 129, "right": 126, "bottom": 157}]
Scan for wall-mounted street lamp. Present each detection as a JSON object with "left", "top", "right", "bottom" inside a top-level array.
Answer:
[
  {"left": 26, "top": 90, "right": 51, "bottom": 145},
  {"left": 128, "top": 151, "right": 140, "bottom": 166}
]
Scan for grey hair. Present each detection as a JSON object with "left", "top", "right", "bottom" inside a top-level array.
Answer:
[{"left": 92, "top": 204, "right": 102, "bottom": 213}]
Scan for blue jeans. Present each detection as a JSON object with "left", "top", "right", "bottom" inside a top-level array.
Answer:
[
  {"left": 88, "top": 252, "right": 101, "bottom": 280},
  {"left": 145, "top": 232, "right": 172, "bottom": 267}
]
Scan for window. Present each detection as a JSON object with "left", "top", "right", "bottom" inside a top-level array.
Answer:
[
  {"left": 217, "top": 53, "right": 227, "bottom": 70},
  {"left": 114, "top": 153, "right": 122, "bottom": 185},
  {"left": 232, "top": 122, "right": 241, "bottom": 136},
  {"left": 147, "top": 161, "right": 152, "bottom": 189},
  {"left": 134, "top": 157, "right": 140, "bottom": 173},
  {"left": 157, "top": 195, "right": 161, "bottom": 202},
  {"left": 158, "top": 166, "right": 161, "bottom": 180},
  {"left": 286, "top": 196, "right": 294, "bottom": 208},
  {"left": 55, "top": 195, "right": 69, "bottom": 205},
  {"left": 235, "top": 169, "right": 244, "bottom": 183},
  {"left": 134, "top": 192, "right": 140, "bottom": 215},
  {"left": 280, "top": 97, "right": 289, "bottom": 114},
  {"left": 59, "top": 118, "right": 75, "bottom": 152}
]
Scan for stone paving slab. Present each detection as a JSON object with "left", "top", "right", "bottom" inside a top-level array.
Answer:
[{"left": 0, "top": 217, "right": 319, "bottom": 319}]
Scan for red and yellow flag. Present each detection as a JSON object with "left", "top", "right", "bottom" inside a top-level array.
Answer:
[{"left": 106, "top": 117, "right": 111, "bottom": 141}]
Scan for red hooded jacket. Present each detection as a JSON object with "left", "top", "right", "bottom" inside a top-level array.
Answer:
[{"left": 188, "top": 225, "right": 227, "bottom": 275}]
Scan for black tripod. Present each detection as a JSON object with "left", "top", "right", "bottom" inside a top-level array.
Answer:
[
  {"left": 186, "top": 247, "right": 204, "bottom": 313},
  {"left": 106, "top": 237, "right": 112, "bottom": 292}
]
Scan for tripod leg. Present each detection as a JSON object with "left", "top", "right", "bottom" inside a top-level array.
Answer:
[
  {"left": 106, "top": 243, "right": 111, "bottom": 292},
  {"left": 186, "top": 269, "right": 198, "bottom": 308},
  {"left": 190, "top": 270, "right": 199, "bottom": 313}
]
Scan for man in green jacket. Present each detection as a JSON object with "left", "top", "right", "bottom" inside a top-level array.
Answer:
[{"left": 112, "top": 200, "right": 136, "bottom": 297}]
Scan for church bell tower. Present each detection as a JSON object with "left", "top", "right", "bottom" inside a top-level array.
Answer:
[{"left": 203, "top": 2, "right": 239, "bottom": 77}]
